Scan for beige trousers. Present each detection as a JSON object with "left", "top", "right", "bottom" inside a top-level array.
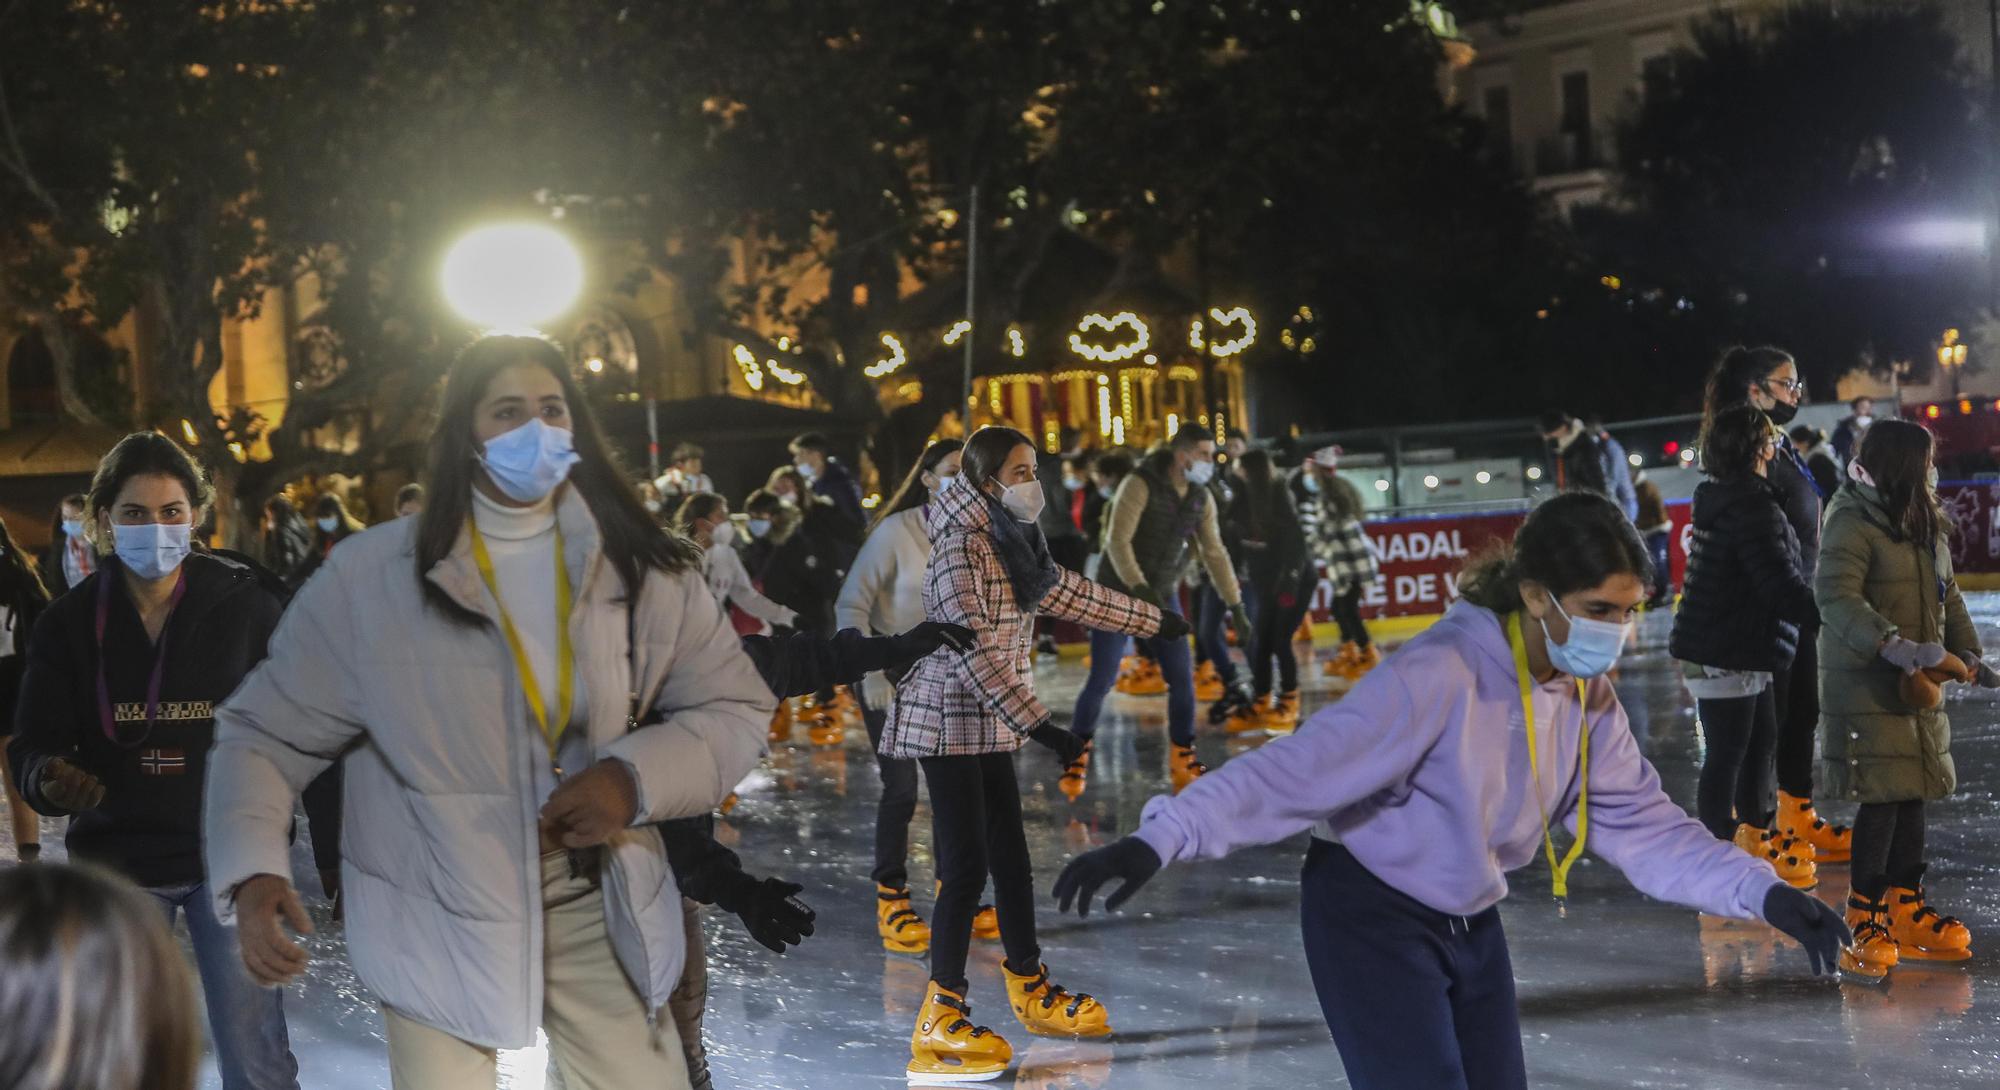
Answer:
[{"left": 383, "top": 852, "right": 691, "bottom": 1090}]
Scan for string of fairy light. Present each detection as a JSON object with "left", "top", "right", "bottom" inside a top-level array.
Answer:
[{"left": 728, "top": 305, "right": 1271, "bottom": 444}]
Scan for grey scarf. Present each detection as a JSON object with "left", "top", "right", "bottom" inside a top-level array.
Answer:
[{"left": 983, "top": 493, "right": 1061, "bottom": 611}]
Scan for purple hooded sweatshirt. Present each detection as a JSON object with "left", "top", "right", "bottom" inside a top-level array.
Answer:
[{"left": 1135, "top": 602, "right": 1782, "bottom": 921}]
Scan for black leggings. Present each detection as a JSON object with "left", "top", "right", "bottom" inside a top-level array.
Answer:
[
  {"left": 862, "top": 703, "right": 921, "bottom": 891},
  {"left": 1769, "top": 628, "right": 1819, "bottom": 799},
  {"left": 1695, "top": 689, "right": 1777, "bottom": 838},
  {"left": 919, "top": 752, "right": 1042, "bottom": 992},
  {"left": 1250, "top": 566, "right": 1315, "bottom": 696},
  {"left": 1331, "top": 584, "right": 1371, "bottom": 648},
  {"left": 1850, "top": 800, "right": 1927, "bottom": 899}
]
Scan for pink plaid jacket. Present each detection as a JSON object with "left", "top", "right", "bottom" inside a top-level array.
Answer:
[{"left": 880, "top": 483, "right": 1159, "bottom": 759}]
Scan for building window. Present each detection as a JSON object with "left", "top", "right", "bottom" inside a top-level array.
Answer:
[
  {"left": 1559, "top": 70, "right": 1592, "bottom": 167},
  {"left": 1481, "top": 85, "right": 1512, "bottom": 168}
]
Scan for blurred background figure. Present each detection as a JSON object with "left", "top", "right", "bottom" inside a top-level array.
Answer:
[
  {"left": 394, "top": 483, "right": 427, "bottom": 519},
  {"left": 657, "top": 442, "right": 714, "bottom": 510},
  {"left": 0, "top": 515, "right": 50, "bottom": 862},
  {"left": 260, "top": 496, "right": 313, "bottom": 585},
  {"left": 39, "top": 494, "right": 94, "bottom": 598}
]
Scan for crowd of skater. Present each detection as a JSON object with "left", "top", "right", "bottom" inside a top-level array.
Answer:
[{"left": 0, "top": 330, "right": 1982, "bottom": 1090}]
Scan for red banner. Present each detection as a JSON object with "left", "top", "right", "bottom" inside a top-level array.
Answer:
[
  {"left": 1311, "top": 501, "right": 1703, "bottom": 620},
  {"left": 1310, "top": 510, "right": 1527, "bottom": 619},
  {"left": 1304, "top": 484, "right": 2000, "bottom": 624}
]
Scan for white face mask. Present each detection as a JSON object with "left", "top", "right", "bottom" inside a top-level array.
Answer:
[
  {"left": 479, "top": 418, "right": 580, "bottom": 503},
  {"left": 1853, "top": 415, "right": 1874, "bottom": 429},
  {"left": 999, "top": 479, "right": 1046, "bottom": 522},
  {"left": 709, "top": 520, "right": 736, "bottom": 546},
  {"left": 1539, "top": 597, "right": 1629, "bottom": 679},
  {"left": 1186, "top": 459, "right": 1216, "bottom": 487},
  {"left": 112, "top": 522, "right": 192, "bottom": 581},
  {"left": 643, "top": 499, "right": 662, "bottom": 514}
]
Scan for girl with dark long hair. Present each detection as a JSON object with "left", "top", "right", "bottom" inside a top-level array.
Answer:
[
  {"left": 1817, "top": 419, "right": 1993, "bottom": 979},
  {"left": 880, "top": 426, "right": 1176, "bottom": 1083},
  {"left": 0, "top": 515, "right": 49, "bottom": 860},
  {"left": 205, "top": 333, "right": 772, "bottom": 1089},
  {"left": 1669, "top": 405, "right": 1820, "bottom": 890},
  {"left": 835, "top": 438, "right": 969, "bottom": 954},
  {"left": 1055, "top": 492, "right": 1849, "bottom": 1090},
  {"left": 8, "top": 431, "right": 299, "bottom": 1089},
  {"left": 1700, "top": 345, "right": 1851, "bottom": 865}
]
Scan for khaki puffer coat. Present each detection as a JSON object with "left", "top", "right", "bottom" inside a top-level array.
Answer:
[{"left": 1816, "top": 483, "right": 1980, "bottom": 804}]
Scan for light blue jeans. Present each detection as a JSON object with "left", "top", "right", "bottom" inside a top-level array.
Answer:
[{"left": 149, "top": 880, "right": 301, "bottom": 1090}]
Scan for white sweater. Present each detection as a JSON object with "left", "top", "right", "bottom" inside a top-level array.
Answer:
[
  {"left": 704, "top": 542, "right": 796, "bottom": 628},
  {"left": 836, "top": 507, "right": 931, "bottom": 708},
  {"left": 470, "top": 488, "right": 588, "bottom": 805}
]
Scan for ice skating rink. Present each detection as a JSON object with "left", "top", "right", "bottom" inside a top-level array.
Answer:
[{"left": 15, "top": 603, "right": 2000, "bottom": 1088}]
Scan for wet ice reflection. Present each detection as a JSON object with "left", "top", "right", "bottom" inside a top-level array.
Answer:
[{"left": 7, "top": 604, "right": 2000, "bottom": 1087}]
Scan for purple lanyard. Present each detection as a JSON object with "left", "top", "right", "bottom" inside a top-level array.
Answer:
[{"left": 95, "top": 568, "right": 187, "bottom": 747}]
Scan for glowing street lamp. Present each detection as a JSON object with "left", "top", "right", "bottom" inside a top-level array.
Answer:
[
  {"left": 441, "top": 223, "right": 585, "bottom": 331},
  {"left": 1938, "top": 328, "right": 1969, "bottom": 399}
]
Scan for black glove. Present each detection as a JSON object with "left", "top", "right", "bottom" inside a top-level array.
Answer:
[
  {"left": 1052, "top": 836, "right": 1162, "bottom": 918},
  {"left": 1129, "top": 583, "right": 1164, "bottom": 610},
  {"left": 1761, "top": 884, "right": 1850, "bottom": 977},
  {"left": 891, "top": 620, "right": 977, "bottom": 664},
  {"left": 1155, "top": 610, "right": 1191, "bottom": 642},
  {"left": 1031, "top": 722, "right": 1087, "bottom": 766},
  {"left": 715, "top": 874, "right": 817, "bottom": 954}
]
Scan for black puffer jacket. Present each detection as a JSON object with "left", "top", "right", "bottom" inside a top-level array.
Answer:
[{"left": 1669, "top": 475, "right": 1820, "bottom": 673}]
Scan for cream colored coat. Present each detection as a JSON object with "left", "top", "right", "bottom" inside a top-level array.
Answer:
[{"left": 204, "top": 489, "right": 773, "bottom": 1048}]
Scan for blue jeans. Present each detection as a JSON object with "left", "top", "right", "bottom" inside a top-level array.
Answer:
[
  {"left": 1070, "top": 601, "right": 1195, "bottom": 746},
  {"left": 150, "top": 880, "right": 300, "bottom": 1090},
  {"left": 1192, "top": 584, "right": 1241, "bottom": 688}
]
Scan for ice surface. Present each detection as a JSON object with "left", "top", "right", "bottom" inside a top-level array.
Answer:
[{"left": 10, "top": 603, "right": 2000, "bottom": 1088}]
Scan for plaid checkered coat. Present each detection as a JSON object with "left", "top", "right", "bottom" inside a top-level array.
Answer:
[
  {"left": 880, "top": 483, "right": 1160, "bottom": 758},
  {"left": 1305, "top": 497, "right": 1379, "bottom": 591}
]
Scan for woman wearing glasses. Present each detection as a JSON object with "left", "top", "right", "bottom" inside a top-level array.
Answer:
[{"left": 1700, "top": 347, "right": 1852, "bottom": 874}]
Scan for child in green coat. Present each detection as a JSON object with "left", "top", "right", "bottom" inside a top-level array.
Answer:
[{"left": 1816, "top": 419, "right": 1996, "bottom": 980}]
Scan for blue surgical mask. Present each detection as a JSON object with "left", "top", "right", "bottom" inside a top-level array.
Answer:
[
  {"left": 1301, "top": 474, "right": 1321, "bottom": 495},
  {"left": 317, "top": 516, "right": 340, "bottom": 533},
  {"left": 1063, "top": 475, "right": 1085, "bottom": 493},
  {"left": 1186, "top": 460, "right": 1216, "bottom": 487},
  {"left": 112, "top": 522, "right": 192, "bottom": 581},
  {"left": 748, "top": 518, "right": 772, "bottom": 539},
  {"left": 61, "top": 519, "right": 85, "bottom": 539},
  {"left": 1098, "top": 485, "right": 1114, "bottom": 500},
  {"left": 1539, "top": 598, "right": 1629, "bottom": 679},
  {"left": 480, "top": 418, "right": 580, "bottom": 503}
]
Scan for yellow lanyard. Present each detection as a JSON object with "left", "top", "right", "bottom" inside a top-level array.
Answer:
[
  {"left": 468, "top": 518, "right": 575, "bottom": 775},
  {"left": 1508, "top": 612, "right": 1589, "bottom": 916}
]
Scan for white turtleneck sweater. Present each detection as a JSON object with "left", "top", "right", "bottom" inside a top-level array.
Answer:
[{"left": 470, "top": 487, "right": 590, "bottom": 808}]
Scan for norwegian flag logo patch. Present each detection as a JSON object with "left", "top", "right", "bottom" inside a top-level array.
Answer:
[{"left": 137, "top": 748, "right": 187, "bottom": 776}]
